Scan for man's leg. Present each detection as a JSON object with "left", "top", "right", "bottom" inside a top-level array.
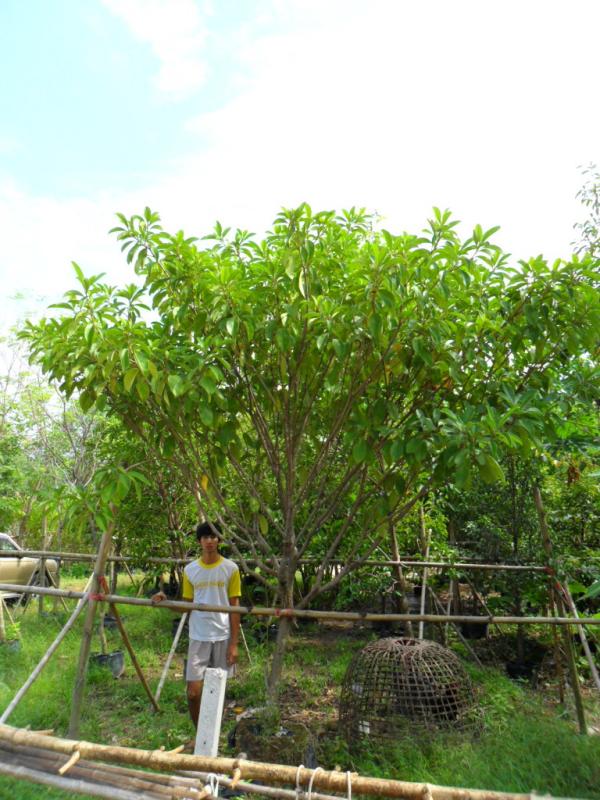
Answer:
[{"left": 187, "top": 680, "right": 203, "bottom": 728}]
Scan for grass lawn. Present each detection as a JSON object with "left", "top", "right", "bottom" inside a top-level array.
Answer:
[{"left": 0, "top": 575, "right": 599, "bottom": 799}]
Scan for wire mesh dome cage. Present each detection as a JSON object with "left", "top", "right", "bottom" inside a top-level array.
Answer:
[{"left": 339, "top": 638, "right": 480, "bottom": 743}]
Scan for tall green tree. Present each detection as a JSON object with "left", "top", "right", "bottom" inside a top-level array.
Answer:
[{"left": 21, "top": 205, "right": 599, "bottom": 695}]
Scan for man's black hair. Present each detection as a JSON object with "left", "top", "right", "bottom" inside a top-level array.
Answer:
[{"left": 195, "top": 521, "right": 222, "bottom": 541}]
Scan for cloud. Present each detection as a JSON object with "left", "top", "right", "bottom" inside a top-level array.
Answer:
[
  {"left": 2, "top": 0, "right": 599, "bottom": 340},
  {"left": 101, "top": 0, "right": 209, "bottom": 99}
]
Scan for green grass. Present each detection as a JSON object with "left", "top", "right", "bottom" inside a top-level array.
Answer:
[{"left": 1, "top": 581, "right": 599, "bottom": 799}]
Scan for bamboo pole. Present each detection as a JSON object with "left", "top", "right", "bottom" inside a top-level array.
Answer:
[
  {"left": 0, "top": 740, "right": 206, "bottom": 795},
  {"left": 560, "top": 581, "right": 600, "bottom": 694},
  {"left": 0, "top": 575, "right": 93, "bottom": 725},
  {"left": 154, "top": 612, "right": 187, "bottom": 705},
  {"left": 68, "top": 520, "right": 115, "bottom": 738},
  {"left": 105, "top": 595, "right": 160, "bottom": 712},
  {"left": 0, "top": 744, "right": 205, "bottom": 799},
  {"left": 0, "top": 549, "right": 547, "bottom": 571},
  {"left": 0, "top": 724, "right": 551, "bottom": 800},
  {"left": 2, "top": 582, "right": 600, "bottom": 627},
  {"left": 0, "top": 760, "right": 158, "bottom": 800},
  {"left": 533, "top": 486, "right": 587, "bottom": 735}
]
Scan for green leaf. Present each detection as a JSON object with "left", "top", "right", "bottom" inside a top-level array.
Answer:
[
  {"left": 136, "top": 379, "right": 149, "bottom": 402},
  {"left": 352, "top": 439, "right": 368, "bottom": 463},
  {"left": 79, "top": 389, "right": 96, "bottom": 412},
  {"left": 200, "top": 375, "right": 216, "bottom": 395},
  {"left": 168, "top": 374, "right": 185, "bottom": 397},
  {"left": 199, "top": 406, "right": 214, "bottom": 427},
  {"left": 124, "top": 368, "right": 138, "bottom": 393},
  {"left": 258, "top": 514, "right": 268, "bottom": 536},
  {"left": 479, "top": 454, "right": 505, "bottom": 484}
]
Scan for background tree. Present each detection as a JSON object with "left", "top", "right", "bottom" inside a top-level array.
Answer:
[{"left": 21, "top": 205, "right": 600, "bottom": 697}]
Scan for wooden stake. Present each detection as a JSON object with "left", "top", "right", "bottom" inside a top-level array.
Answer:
[{"left": 68, "top": 520, "right": 115, "bottom": 738}]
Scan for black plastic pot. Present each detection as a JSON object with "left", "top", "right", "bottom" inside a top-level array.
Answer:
[
  {"left": 506, "top": 659, "right": 535, "bottom": 680},
  {"left": 91, "top": 651, "right": 125, "bottom": 678},
  {"left": 0, "top": 639, "right": 21, "bottom": 653},
  {"left": 459, "top": 622, "right": 488, "bottom": 640}
]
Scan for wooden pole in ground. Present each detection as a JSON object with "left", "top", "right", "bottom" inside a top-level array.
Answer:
[
  {"left": 533, "top": 485, "right": 587, "bottom": 734},
  {"left": 0, "top": 576, "right": 93, "bottom": 724},
  {"left": 68, "top": 519, "right": 115, "bottom": 738},
  {"left": 0, "top": 595, "right": 5, "bottom": 642}
]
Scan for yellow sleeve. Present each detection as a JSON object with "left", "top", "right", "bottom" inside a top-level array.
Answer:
[
  {"left": 228, "top": 568, "right": 241, "bottom": 598},
  {"left": 182, "top": 571, "right": 194, "bottom": 601}
]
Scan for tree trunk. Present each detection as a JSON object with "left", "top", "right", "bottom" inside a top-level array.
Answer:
[
  {"left": 389, "top": 521, "right": 413, "bottom": 636},
  {"left": 266, "top": 533, "right": 296, "bottom": 703}
]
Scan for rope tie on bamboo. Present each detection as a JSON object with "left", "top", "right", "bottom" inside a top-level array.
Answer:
[
  {"left": 58, "top": 747, "right": 81, "bottom": 775},
  {"left": 231, "top": 757, "right": 243, "bottom": 788},
  {"left": 422, "top": 782, "right": 433, "bottom": 800},
  {"left": 206, "top": 772, "right": 220, "bottom": 799},
  {"left": 295, "top": 764, "right": 305, "bottom": 799},
  {"left": 307, "top": 766, "right": 324, "bottom": 800},
  {"left": 89, "top": 593, "right": 105, "bottom": 602}
]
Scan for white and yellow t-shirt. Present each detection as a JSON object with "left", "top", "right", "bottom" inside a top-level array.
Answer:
[{"left": 182, "top": 556, "right": 241, "bottom": 642}]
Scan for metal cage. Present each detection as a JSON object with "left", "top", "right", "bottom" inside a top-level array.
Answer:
[{"left": 339, "top": 638, "right": 480, "bottom": 743}]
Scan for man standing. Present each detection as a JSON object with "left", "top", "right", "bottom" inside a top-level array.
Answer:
[{"left": 153, "top": 522, "right": 241, "bottom": 728}]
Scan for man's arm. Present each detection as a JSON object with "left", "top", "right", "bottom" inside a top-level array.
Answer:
[{"left": 227, "top": 596, "right": 240, "bottom": 666}]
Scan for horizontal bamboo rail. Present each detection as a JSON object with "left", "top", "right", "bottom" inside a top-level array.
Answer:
[
  {"left": 0, "top": 548, "right": 547, "bottom": 572},
  {"left": 0, "top": 739, "right": 343, "bottom": 800},
  {"left": 1, "top": 582, "right": 599, "bottom": 626},
  {"left": 0, "top": 725, "right": 563, "bottom": 800}
]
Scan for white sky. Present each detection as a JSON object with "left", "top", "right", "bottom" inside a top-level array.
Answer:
[{"left": 1, "top": 0, "right": 599, "bottom": 335}]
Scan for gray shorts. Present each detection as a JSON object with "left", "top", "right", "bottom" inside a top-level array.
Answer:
[{"left": 186, "top": 639, "right": 235, "bottom": 682}]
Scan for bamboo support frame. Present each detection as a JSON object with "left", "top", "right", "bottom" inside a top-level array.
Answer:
[
  {"left": 0, "top": 724, "right": 562, "bottom": 800},
  {"left": 1, "top": 581, "right": 599, "bottom": 626},
  {"left": 560, "top": 582, "right": 600, "bottom": 695},
  {"left": 533, "top": 486, "right": 587, "bottom": 735},
  {"left": 0, "top": 575, "right": 93, "bottom": 725},
  {"left": 69, "top": 522, "right": 115, "bottom": 738}
]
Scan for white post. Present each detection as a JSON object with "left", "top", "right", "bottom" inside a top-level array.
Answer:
[{"left": 194, "top": 667, "right": 227, "bottom": 757}]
